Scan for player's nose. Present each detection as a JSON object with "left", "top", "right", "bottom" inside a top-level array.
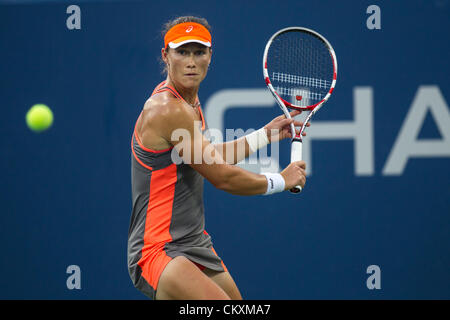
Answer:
[{"left": 186, "top": 54, "right": 196, "bottom": 67}]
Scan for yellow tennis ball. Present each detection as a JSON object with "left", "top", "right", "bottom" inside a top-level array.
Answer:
[{"left": 26, "top": 104, "right": 54, "bottom": 132}]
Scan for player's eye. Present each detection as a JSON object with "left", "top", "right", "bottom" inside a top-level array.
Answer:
[{"left": 195, "top": 50, "right": 206, "bottom": 56}]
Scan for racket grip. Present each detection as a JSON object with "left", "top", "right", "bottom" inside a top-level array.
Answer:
[{"left": 290, "top": 140, "right": 303, "bottom": 194}]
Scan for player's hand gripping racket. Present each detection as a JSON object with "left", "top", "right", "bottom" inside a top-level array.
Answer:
[{"left": 263, "top": 27, "right": 338, "bottom": 193}]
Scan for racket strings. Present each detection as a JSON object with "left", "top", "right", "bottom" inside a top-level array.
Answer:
[
  {"left": 267, "top": 30, "right": 334, "bottom": 108},
  {"left": 271, "top": 72, "right": 331, "bottom": 89}
]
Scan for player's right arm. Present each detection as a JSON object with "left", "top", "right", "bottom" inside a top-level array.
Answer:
[{"left": 157, "top": 99, "right": 306, "bottom": 196}]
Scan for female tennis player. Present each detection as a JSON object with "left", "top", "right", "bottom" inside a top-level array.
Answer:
[{"left": 128, "top": 16, "right": 308, "bottom": 300}]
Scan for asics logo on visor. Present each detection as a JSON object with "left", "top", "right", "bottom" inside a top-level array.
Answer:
[{"left": 186, "top": 26, "right": 193, "bottom": 33}]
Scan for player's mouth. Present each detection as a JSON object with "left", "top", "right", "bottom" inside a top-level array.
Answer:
[{"left": 185, "top": 73, "right": 198, "bottom": 77}]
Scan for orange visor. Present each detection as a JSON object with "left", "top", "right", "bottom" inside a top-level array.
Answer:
[{"left": 164, "top": 22, "right": 212, "bottom": 49}]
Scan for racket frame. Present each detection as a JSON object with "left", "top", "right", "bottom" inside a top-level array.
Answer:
[{"left": 262, "top": 26, "right": 338, "bottom": 193}]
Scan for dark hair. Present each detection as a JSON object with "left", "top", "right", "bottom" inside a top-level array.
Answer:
[{"left": 159, "top": 16, "right": 212, "bottom": 75}]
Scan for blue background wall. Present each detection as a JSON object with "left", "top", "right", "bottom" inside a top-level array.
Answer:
[{"left": 0, "top": 0, "right": 449, "bottom": 299}]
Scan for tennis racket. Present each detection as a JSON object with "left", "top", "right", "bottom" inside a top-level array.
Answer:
[{"left": 263, "top": 27, "right": 338, "bottom": 193}]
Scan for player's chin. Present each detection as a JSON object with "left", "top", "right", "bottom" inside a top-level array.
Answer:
[{"left": 181, "top": 75, "right": 204, "bottom": 88}]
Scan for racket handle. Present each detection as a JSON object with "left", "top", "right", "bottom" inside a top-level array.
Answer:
[{"left": 290, "top": 140, "right": 303, "bottom": 194}]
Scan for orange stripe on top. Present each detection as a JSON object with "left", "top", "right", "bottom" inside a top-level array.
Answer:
[
  {"left": 131, "top": 133, "right": 153, "bottom": 171},
  {"left": 134, "top": 113, "right": 174, "bottom": 154},
  {"left": 138, "top": 163, "right": 178, "bottom": 289},
  {"left": 197, "top": 105, "right": 206, "bottom": 131},
  {"left": 151, "top": 81, "right": 167, "bottom": 95}
]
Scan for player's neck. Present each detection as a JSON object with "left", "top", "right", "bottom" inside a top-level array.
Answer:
[{"left": 166, "top": 77, "right": 198, "bottom": 108}]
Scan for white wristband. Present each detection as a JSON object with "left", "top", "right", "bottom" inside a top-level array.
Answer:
[
  {"left": 261, "top": 172, "right": 285, "bottom": 195},
  {"left": 245, "top": 128, "right": 269, "bottom": 154}
]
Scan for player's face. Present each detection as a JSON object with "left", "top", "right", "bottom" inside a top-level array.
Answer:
[{"left": 163, "top": 43, "right": 212, "bottom": 89}]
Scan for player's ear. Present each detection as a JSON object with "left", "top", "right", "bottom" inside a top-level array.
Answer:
[
  {"left": 208, "top": 48, "right": 212, "bottom": 66},
  {"left": 161, "top": 47, "right": 169, "bottom": 65}
]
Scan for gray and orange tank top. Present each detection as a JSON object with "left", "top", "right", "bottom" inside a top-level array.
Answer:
[{"left": 127, "top": 81, "right": 226, "bottom": 299}]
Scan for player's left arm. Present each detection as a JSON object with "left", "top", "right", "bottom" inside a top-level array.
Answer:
[{"left": 213, "top": 110, "right": 309, "bottom": 164}]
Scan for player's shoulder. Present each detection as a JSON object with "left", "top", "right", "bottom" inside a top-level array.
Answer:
[
  {"left": 147, "top": 90, "right": 186, "bottom": 111},
  {"left": 143, "top": 91, "right": 196, "bottom": 126}
]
